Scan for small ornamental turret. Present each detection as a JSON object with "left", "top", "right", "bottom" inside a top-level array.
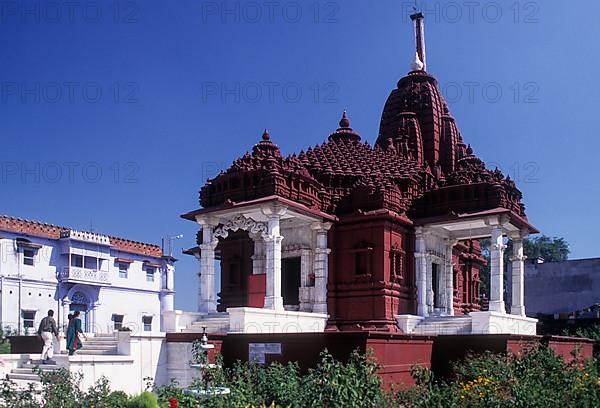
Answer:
[
  {"left": 328, "top": 111, "right": 361, "bottom": 142},
  {"left": 252, "top": 129, "right": 282, "bottom": 158},
  {"left": 262, "top": 129, "right": 270, "bottom": 141}
]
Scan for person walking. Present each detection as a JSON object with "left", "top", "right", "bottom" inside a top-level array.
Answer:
[
  {"left": 66, "top": 311, "right": 86, "bottom": 356},
  {"left": 37, "top": 310, "right": 59, "bottom": 364}
]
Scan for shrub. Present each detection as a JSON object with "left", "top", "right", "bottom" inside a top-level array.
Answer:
[
  {"left": 0, "top": 345, "right": 598, "bottom": 407},
  {"left": 39, "top": 368, "right": 84, "bottom": 408},
  {"left": 301, "top": 350, "right": 385, "bottom": 408},
  {"left": 394, "top": 345, "right": 600, "bottom": 407},
  {"left": 127, "top": 391, "right": 159, "bottom": 408}
]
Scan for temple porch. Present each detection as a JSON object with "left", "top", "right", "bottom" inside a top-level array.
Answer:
[
  {"left": 183, "top": 197, "right": 334, "bottom": 334},
  {"left": 397, "top": 209, "right": 538, "bottom": 335}
]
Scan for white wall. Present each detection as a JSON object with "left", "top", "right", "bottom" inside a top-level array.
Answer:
[
  {"left": 96, "top": 288, "right": 162, "bottom": 334},
  {"left": 166, "top": 342, "right": 197, "bottom": 388},
  {"left": 0, "top": 232, "right": 174, "bottom": 333},
  {"left": 0, "top": 278, "right": 59, "bottom": 333},
  {"left": 67, "top": 333, "right": 168, "bottom": 395}
]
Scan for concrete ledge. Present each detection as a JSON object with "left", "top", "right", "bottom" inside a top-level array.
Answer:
[
  {"left": 163, "top": 310, "right": 205, "bottom": 332},
  {"left": 469, "top": 311, "right": 537, "bottom": 335},
  {"left": 395, "top": 315, "right": 424, "bottom": 333},
  {"left": 227, "top": 307, "right": 328, "bottom": 334},
  {"left": 68, "top": 355, "right": 135, "bottom": 363}
]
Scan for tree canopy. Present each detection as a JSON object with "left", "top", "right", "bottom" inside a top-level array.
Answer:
[{"left": 522, "top": 235, "right": 570, "bottom": 263}]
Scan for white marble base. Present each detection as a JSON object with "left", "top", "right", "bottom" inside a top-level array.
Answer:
[
  {"left": 395, "top": 315, "right": 424, "bottom": 333},
  {"left": 227, "top": 307, "right": 328, "bottom": 334},
  {"left": 469, "top": 311, "right": 537, "bottom": 335}
]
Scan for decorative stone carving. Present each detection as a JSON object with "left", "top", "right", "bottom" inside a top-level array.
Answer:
[
  {"left": 71, "top": 291, "right": 89, "bottom": 304},
  {"left": 213, "top": 215, "right": 267, "bottom": 241}
]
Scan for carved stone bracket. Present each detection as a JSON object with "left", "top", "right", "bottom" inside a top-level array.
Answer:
[
  {"left": 491, "top": 243, "right": 507, "bottom": 252},
  {"left": 509, "top": 254, "right": 527, "bottom": 262},
  {"left": 213, "top": 215, "right": 268, "bottom": 242}
]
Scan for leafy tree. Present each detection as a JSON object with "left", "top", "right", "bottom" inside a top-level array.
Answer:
[
  {"left": 479, "top": 235, "right": 570, "bottom": 298},
  {"left": 523, "top": 236, "right": 569, "bottom": 263}
]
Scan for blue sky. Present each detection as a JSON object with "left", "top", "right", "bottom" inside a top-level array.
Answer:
[{"left": 1, "top": 1, "right": 597, "bottom": 311}]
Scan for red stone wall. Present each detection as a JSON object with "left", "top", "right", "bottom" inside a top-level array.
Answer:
[
  {"left": 247, "top": 274, "right": 266, "bottom": 308},
  {"left": 452, "top": 240, "right": 484, "bottom": 315},
  {"left": 166, "top": 332, "right": 593, "bottom": 388},
  {"left": 327, "top": 216, "right": 416, "bottom": 331}
]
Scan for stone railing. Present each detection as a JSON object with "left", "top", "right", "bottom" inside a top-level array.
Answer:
[
  {"left": 59, "top": 267, "right": 110, "bottom": 285},
  {"left": 60, "top": 229, "right": 111, "bottom": 245}
]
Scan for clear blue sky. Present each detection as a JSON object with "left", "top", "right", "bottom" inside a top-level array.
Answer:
[{"left": 1, "top": 1, "right": 597, "bottom": 311}]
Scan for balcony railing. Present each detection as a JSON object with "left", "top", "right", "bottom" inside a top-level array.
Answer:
[{"left": 59, "top": 267, "right": 110, "bottom": 285}]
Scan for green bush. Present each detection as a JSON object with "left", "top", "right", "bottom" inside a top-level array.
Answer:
[
  {"left": 127, "top": 391, "right": 159, "bottom": 408},
  {"left": 394, "top": 345, "right": 600, "bottom": 407},
  {"left": 0, "top": 345, "right": 598, "bottom": 407}
]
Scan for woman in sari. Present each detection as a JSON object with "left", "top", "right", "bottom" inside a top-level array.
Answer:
[{"left": 66, "top": 311, "right": 86, "bottom": 355}]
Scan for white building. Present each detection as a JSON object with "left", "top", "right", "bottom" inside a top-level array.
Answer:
[{"left": 0, "top": 215, "right": 175, "bottom": 335}]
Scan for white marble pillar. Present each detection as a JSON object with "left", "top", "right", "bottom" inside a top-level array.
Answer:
[
  {"left": 510, "top": 236, "right": 527, "bottom": 316},
  {"left": 263, "top": 210, "right": 285, "bottom": 310},
  {"left": 437, "top": 261, "right": 447, "bottom": 313},
  {"left": 426, "top": 259, "right": 434, "bottom": 314},
  {"left": 61, "top": 299, "right": 71, "bottom": 332},
  {"left": 251, "top": 235, "right": 266, "bottom": 275},
  {"left": 197, "top": 219, "right": 218, "bottom": 314},
  {"left": 489, "top": 226, "right": 506, "bottom": 313},
  {"left": 311, "top": 222, "right": 332, "bottom": 314},
  {"left": 415, "top": 228, "right": 428, "bottom": 317},
  {"left": 444, "top": 239, "right": 457, "bottom": 316}
]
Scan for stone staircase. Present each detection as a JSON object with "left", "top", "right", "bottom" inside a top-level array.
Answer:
[
  {"left": 5, "top": 334, "right": 121, "bottom": 392},
  {"left": 73, "top": 333, "right": 119, "bottom": 355},
  {"left": 6, "top": 357, "right": 65, "bottom": 391},
  {"left": 412, "top": 316, "right": 473, "bottom": 335},
  {"left": 182, "top": 313, "right": 230, "bottom": 333}
]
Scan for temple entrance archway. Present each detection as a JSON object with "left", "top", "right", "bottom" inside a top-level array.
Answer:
[
  {"left": 282, "top": 257, "right": 301, "bottom": 309},
  {"left": 432, "top": 263, "right": 440, "bottom": 310}
]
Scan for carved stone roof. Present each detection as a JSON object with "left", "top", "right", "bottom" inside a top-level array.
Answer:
[{"left": 199, "top": 71, "right": 529, "bottom": 221}]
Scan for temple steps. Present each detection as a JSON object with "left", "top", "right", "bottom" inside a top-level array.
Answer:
[
  {"left": 59, "top": 333, "right": 120, "bottom": 355},
  {"left": 413, "top": 316, "right": 473, "bottom": 335},
  {"left": 183, "top": 313, "right": 230, "bottom": 333},
  {"left": 6, "top": 358, "right": 65, "bottom": 387}
]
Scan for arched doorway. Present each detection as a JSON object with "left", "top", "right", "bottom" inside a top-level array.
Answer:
[{"left": 69, "top": 291, "right": 90, "bottom": 332}]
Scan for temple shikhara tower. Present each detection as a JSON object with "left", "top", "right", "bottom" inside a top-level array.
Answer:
[{"left": 182, "top": 12, "right": 539, "bottom": 336}]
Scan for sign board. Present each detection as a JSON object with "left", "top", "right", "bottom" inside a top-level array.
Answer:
[{"left": 248, "top": 343, "right": 282, "bottom": 365}]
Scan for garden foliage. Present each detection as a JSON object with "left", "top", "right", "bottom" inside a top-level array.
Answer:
[{"left": 0, "top": 345, "right": 598, "bottom": 407}]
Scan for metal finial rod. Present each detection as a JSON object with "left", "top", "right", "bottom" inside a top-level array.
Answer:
[{"left": 409, "top": 11, "right": 427, "bottom": 71}]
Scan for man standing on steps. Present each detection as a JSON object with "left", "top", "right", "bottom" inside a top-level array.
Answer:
[{"left": 37, "top": 310, "right": 59, "bottom": 364}]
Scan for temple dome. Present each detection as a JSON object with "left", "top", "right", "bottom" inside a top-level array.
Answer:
[{"left": 376, "top": 70, "right": 459, "bottom": 175}]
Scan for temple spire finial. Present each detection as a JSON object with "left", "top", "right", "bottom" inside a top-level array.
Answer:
[
  {"left": 262, "top": 129, "right": 270, "bottom": 141},
  {"left": 410, "top": 11, "right": 427, "bottom": 71},
  {"left": 339, "top": 110, "right": 350, "bottom": 128}
]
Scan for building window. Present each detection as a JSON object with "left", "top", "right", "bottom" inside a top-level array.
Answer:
[
  {"left": 142, "top": 316, "right": 152, "bottom": 332},
  {"left": 22, "top": 310, "right": 36, "bottom": 329},
  {"left": 112, "top": 314, "right": 124, "bottom": 330},
  {"left": 23, "top": 249, "right": 35, "bottom": 266},
  {"left": 84, "top": 256, "right": 97, "bottom": 270},
  {"left": 118, "top": 263, "right": 128, "bottom": 279},
  {"left": 71, "top": 254, "right": 83, "bottom": 268},
  {"left": 146, "top": 267, "right": 155, "bottom": 282}
]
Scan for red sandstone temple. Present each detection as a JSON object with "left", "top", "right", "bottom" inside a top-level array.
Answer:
[{"left": 182, "top": 13, "right": 539, "bottom": 336}]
